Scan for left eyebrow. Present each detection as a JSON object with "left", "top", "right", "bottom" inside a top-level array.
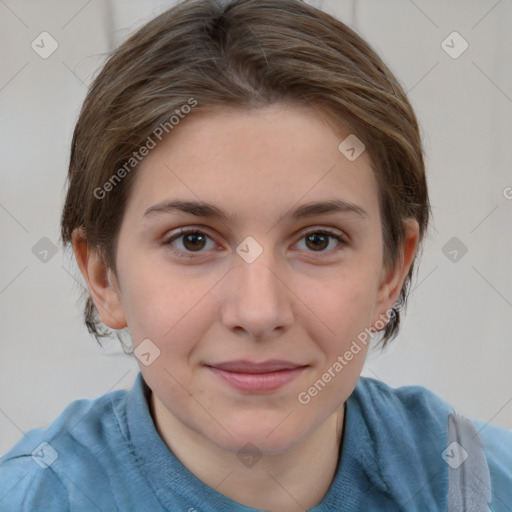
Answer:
[
  {"left": 142, "top": 198, "right": 368, "bottom": 221},
  {"left": 290, "top": 199, "right": 368, "bottom": 220}
]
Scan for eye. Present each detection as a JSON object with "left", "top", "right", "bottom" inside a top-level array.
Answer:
[
  {"left": 163, "top": 229, "right": 217, "bottom": 258},
  {"left": 163, "top": 227, "right": 347, "bottom": 259},
  {"left": 295, "top": 229, "right": 346, "bottom": 253}
]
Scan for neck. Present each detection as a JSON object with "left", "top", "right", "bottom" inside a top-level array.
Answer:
[{"left": 150, "top": 395, "right": 346, "bottom": 512}]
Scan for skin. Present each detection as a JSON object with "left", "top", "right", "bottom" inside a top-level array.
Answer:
[{"left": 73, "top": 103, "right": 419, "bottom": 511}]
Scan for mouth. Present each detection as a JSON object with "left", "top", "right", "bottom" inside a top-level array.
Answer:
[{"left": 204, "top": 360, "right": 309, "bottom": 392}]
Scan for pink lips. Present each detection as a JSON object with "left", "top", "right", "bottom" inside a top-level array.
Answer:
[{"left": 205, "top": 360, "right": 308, "bottom": 392}]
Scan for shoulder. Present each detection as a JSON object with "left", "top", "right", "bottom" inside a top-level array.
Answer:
[
  {"left": 351, "top": 376, "right": 454, "bottom": 432},
  {"left": 350, "top": 377, "right": 512, "bottom": 510},
  {"left": 471, "top": 418, "right": 512, "bottom": 509},
  {"left": 352, "top": 376, "right": 512, "bottom": 459},
  {"left": 349, "top": 377, "right": 455, "bottom": 470},
  {"left": 0, "top": 388, "right": 128, "bottom": 512}
]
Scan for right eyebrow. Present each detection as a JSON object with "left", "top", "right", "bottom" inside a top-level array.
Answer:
[{"left": 143, "top": 200, "right": 232, "bottom": 222}]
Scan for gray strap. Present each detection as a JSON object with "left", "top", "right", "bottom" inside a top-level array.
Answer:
[{"left": 446, "top": 412, "right": 492, "bottom": 512}]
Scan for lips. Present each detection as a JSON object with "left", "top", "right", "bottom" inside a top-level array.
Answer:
[
  {"left": 205, "top": 360, "right": 308, "bottom": 392},
  {"left": 206, "top": 360, "right": 306, "bottom": 373}
]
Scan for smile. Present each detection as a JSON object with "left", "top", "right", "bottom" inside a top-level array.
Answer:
[{"left": 204, "top": 360, "right": 308, "bottom": 392}]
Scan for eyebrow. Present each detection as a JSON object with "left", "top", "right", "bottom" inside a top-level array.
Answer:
[{"left": 143, "top": 198, "right": 368, "bottom": 222}]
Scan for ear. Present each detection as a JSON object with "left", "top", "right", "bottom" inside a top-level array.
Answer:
[
  {"left": 71, "top": 228, "right": 127, "bottom": 330},
  {"left": 371, "top": 219, "right": 420, "bottom": 331}
]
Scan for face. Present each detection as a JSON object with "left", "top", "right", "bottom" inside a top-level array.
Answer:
[{"left": 89, "top": 104, "right": 414, "bottom": 455}]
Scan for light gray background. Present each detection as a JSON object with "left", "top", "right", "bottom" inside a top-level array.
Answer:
[{"left": 1, "top": 0, "right": 511, "bottom": 455}]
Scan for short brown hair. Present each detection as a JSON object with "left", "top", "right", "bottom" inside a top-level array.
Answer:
[{"left": 60, "top": 0, "right": 429, "bottom": 348}]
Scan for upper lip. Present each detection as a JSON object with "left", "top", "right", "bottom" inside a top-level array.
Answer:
[{"left": 205, "top": 360, "right": 308, "bottom": 373}]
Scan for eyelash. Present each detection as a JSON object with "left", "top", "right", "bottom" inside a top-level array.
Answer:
[{"left": 162, "top": 228, "right": 347, "bottom": 259}]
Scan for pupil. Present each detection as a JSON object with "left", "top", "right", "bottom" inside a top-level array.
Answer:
[
  {"left": 184, "top": 233, "right": 206, "bottom": 251},
  {"left": 306, "top": 233, "right": 328, "bottom": 251}
]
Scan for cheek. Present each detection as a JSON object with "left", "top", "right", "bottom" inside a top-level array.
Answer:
[
  {"left": 119, "top": 259, "right": 222, "bottom": 352},
  {"left": 294, "top": 265, "right": 380, "bottom": 350},
  {"left": 293, "top": 276, "right": 373, "bottom": 414}
]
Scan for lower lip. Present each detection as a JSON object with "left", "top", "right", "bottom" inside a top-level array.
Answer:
[{"left": 207, "top": 366, "right": 306, "bottom": 392}]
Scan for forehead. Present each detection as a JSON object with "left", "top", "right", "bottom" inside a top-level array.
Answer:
[{"left": 124, "top": 104, "right": 380, "bottom": 227}]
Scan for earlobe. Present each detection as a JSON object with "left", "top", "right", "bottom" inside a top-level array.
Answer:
[
  {"left": 71, "top": 228, "right": 127, "bottom": 330},
  {"left": 372, "top": 219, "right": 420, "bottom": 330}
]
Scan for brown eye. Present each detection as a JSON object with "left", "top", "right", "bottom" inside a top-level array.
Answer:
[
  {"left": 305, "top": 233, "right": 330, "bottom": 251},
  {"left": 182, "top": 232, "right": 207, "bottom": 251},
  {"left": 296, "top": 230, "right": 346, "bottom": 253},
  {"left": 164, "top": 229, "right": 216, "bottom": 257}
]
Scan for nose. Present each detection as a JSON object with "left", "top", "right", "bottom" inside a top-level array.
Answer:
[{"left": 219, "top": 250, "right": 294, "bottom": 341}]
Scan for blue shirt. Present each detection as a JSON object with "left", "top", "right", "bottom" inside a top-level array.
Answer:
[{"left": 1, "top": 373, "right": 510, "bottom": 511}]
